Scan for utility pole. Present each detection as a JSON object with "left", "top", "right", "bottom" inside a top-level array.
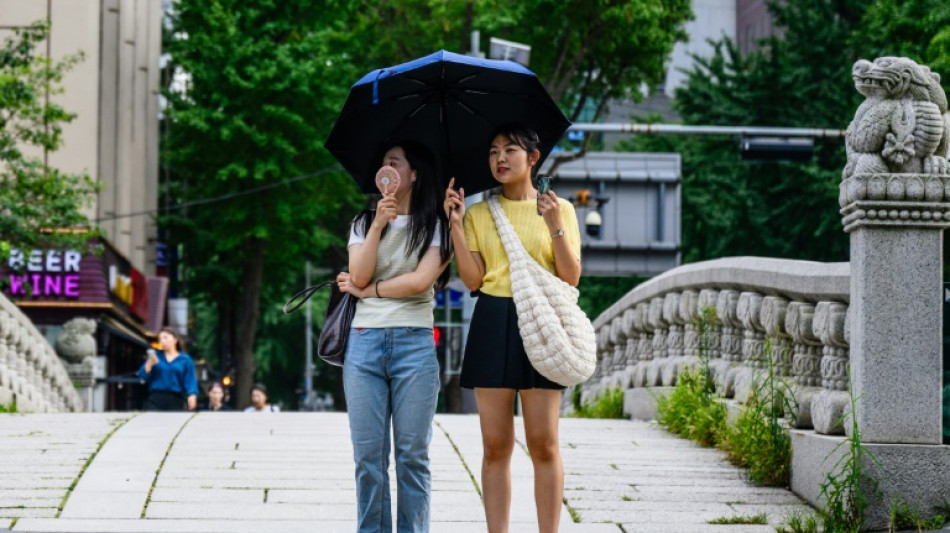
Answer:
[{"left": 303, "top": 260, "right": 313, "bottom": 409}]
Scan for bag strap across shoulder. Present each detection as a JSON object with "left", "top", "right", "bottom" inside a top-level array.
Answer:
[
  {"left": 486, "top": 196, "right": 539, "bottom": 268},
  {"left": 283, "top": 280, "right": 336, "bottom": 314}
]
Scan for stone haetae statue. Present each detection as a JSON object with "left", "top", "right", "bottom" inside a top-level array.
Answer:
[
  {"left": 843, "top": 56, "right": 950, "bottom": 179},
  {"left": 54, "top": 318, "right": 97, "bottom": 364}
]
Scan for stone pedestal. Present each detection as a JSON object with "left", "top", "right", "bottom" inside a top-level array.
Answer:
[
  {"left": 791, "top": 430, "right": 950, "bottom": 530},
  {"left": 841, "top": 173, "right": 949, "bottom": 444}
]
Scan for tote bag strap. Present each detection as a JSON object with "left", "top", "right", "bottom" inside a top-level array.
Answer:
[
  {"left": 486, "top": 196, "right": 541, "bottom": 269},
  {"left": 283, "top": 281, "right": 335, "bottom": 314}
]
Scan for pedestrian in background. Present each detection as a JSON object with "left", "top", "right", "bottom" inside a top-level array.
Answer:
[
  {"left": 137, "top": 327, "right": 199, "bottom": 411},
  {"left": 203, "top": 381, "right": 231, "bottom": 411},
  {"left": 336, "top": 140, "right": 451, "bottom": 533},
  {"left": 444, "top": 123, "right": 582, "bottom": 533},
  {"left": 244, "top": 383, "right": 279, "bottom": 412}
]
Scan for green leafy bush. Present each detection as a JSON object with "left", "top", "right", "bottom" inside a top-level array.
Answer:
[{"left": 656, "top": 368, "right": 726, "bottom": 447}]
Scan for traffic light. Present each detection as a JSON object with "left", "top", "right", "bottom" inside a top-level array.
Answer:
[{"left": 740, "top": 137, "right": 813, "bottom": 161}]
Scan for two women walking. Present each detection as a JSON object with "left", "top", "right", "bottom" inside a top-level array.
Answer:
[{"left": 338, "top": 124, "right": 582, "bottom": 533}]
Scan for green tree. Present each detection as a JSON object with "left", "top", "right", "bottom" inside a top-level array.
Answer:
[
  {"left": 620, "top": 0, "right": 872, "bottom": 263},
  {"left": 161, "top": 1, "right": 363, "bottom": 408},
  {"left": 341, "top": 0, "right": 692, "bottom": 122},
  {"left": 0, "top": 21, "right": 98, "bottom": 261}
]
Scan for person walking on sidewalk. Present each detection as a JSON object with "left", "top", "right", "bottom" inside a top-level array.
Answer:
[
  {"left": 336, "top": 140, "right": 452, "bottom": 533},
  {"left": 137, "top": 327, "right": 199, "bottom": 411},
  {"left": 443, "top": 123, "right": 582, "bottom": 533},
  {"left": 244, "top": 383, "right": 279, "bottom": 412}
]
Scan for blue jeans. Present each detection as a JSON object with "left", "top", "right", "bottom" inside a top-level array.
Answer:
[{"left": 344, "top": 327, "right": 440, "bottom": 533}]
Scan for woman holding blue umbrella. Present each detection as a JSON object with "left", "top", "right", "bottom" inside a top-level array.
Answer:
[
  {"left": 444, "top": 123, "right": 582, "bottom": 532},
  {"left": 336, "top": 139, "right": 452, "bottom": 533}
]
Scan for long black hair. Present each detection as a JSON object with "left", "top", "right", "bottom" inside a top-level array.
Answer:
[{"left": 352, "top": 140, "right": 451, "bottom": 289}]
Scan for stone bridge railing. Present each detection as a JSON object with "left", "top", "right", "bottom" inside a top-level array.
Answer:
[
  {"left": 580, "top": 257, "right": 852, "bottom": 434},
  {"left": 0, "top": 293, "right": 84, "bottom": 412}
]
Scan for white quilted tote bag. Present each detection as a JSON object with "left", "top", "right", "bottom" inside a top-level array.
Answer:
[{"left": 487, "top": 196, "right": 596, "bottom": 386}]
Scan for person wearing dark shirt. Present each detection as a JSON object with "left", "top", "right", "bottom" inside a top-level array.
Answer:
[
  {"left": 203, "top": 381, "right": 232, "bottom": 411},
  {"left": 137, "top": 327, "right": 199, "bottom": 411}
]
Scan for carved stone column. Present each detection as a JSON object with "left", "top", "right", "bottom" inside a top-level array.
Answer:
[
  {"left": 785, "top": 302, "right": 822, "bottom": 428},
  {"left": 731, "top": 291, "right": 764, "bottom": 403},
  {"left": 620, "top": 308, "right": 638, "bottom": 388},
  {"left": 812, "top": 301, "right": 849, "bottom": 435},
  {"left": 762, "top": 297, "right": 792, "bottom": 377},
  {"left": 662, "top": 292, "right": 684, "bottom": 386},
  {"left": 715, "top": 289, "right": 741, "bottom": 396},
  {"left": 697, "top": 289, "right": 721, "bottom": 352},
  {"left": 679, "top": 290, "right": 700, "bottom": 369},
  {"left": 633, "top": 302, "right": 654, "bottom": 387},
  {"left": 840, "top": 172, "right": 949, "bottom": 443},
  {"left": 648, "top": 297, "right": 668, "bottom": 386},
  {"left": 608, "top": 315, "right": 627, "bottom": 387},
  {"left": 0, "top": 311, "right": 13, "bottom": 406}
]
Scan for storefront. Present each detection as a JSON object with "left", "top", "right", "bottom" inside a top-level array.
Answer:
[{"left": 4, "top": 239, "right": 169, "bottom": 411}]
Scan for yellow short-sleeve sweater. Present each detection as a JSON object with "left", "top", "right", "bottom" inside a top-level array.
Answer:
[{"left": 463, "top": 194, "right": 582, "bottom": 298}]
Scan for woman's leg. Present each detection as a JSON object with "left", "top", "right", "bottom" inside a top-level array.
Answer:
[
  {"left": 390, "top": 328, "right": 440, "bottom": 533},
  {"left": 474, "top": 388, "right": 517, "bottom": 533},
  {"left": 343, "top": 328, "right": 393, "bottom": 533},
  {"left": 520, "top": 388, "right": 564, "bottom": 533}
]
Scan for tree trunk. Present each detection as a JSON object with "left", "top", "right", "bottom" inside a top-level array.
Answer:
[{"left": 234, "top": 236, "right": 266, "bottom": 409}]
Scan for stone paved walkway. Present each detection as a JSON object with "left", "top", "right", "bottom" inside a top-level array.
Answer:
[{"left": 0, "top": 413, "right": 817, "bottom": 533}]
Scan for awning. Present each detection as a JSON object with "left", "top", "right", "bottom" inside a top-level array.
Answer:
[{"left": 99, "top": 314, "right": 151, "bottom": 348}]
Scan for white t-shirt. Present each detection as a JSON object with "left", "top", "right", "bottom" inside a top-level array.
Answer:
[
  {"left": 348, "top": 215, "right": 442, "bottom": 247},
  {"left": 244, "top": 405, "right": 280, "bottom": 412}
]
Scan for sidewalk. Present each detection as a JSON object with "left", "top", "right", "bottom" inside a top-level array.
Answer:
[{"left": 1, "top": 412, "right": 816, "bottom": 533}]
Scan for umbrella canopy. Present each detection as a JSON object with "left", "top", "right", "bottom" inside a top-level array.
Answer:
[{"left": 325, "top": 50, "right": 571, "bottom": 195}]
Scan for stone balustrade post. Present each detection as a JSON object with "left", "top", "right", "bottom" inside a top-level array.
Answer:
[
  {"left": 648, "top": 297, "right": 668, "bottom": 386},
  {"left": 731, "top": 291, "right": 765, "bottom": 403},
  {"left": 811, "top": 301, "right": 849, "bottom": 435},
  {"left": 662, "top": 292, "right": 684, "bottom": 386},
  {"left": 608, "top": 316, "right": 627, "bottom": 388},
  {"left": 785, "top": 302, "right": 823, "bottom": 428},
  {"left": 633, "top": 302, "right": 654, "bottom": 387},
  {"left": 715, "top": 289, "right": 741, "bottom": 396},
  {"left": 697, "top": 289, "right": 722, "bottom": 376},
  {"left": 761, "top": 296, "right": 792, "bottom": 378},
  {"left": 620, "top": 309, "right": 638, "bottom": 388},
  {"left": 679, "top": 290, "right": 700, "bottom": 369}
]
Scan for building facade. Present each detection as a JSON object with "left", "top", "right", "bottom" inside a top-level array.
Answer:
[{"left": 1, "top": 0, "right": 166, "bottom": 410}]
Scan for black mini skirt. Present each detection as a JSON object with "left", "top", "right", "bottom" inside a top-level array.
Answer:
[{"left": 460, "top": 293, "right": 564, "bottom": 391}]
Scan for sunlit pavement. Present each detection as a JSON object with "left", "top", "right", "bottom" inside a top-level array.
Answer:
[{"left": 0, "top": 412, "right": 816, "bottom": 533}]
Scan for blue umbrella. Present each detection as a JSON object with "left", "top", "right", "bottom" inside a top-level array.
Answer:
[{"left": 325, "top": 50, "right": 571, "bottom": 195}]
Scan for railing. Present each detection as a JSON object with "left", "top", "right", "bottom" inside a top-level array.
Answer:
[
  {"left": 580, "top": 256, "right": 852, "bottom": 435},
  {"left": 0, "top": 293, "right": 84, "bottom": 412}
]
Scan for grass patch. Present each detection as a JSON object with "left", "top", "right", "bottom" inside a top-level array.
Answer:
[
  {"left": 141, "top": 412, "right": 197, "bottom": 518},
  {"left": 706, "top": 512, "right": 767, "bottom": 525},
  {"left": 562, "top": 497, "right": 581, "bottom": 523},
  {"left": 435, "top": 420, "right": 482, "bottom": 499},
  {"left": 570, "top": 386, "right": 626, "bottom": 419},
  {"left": 775, "top": 511, "right": 820, "bottom": 533},
  {"left": 656, "top": 367, "right": 726, "bottom": 447},
  {"left": 888, "top": 497, "right": 946, "bottom": 532},
  {"left": 0, "top": 401, "right": 17, "bottom": 413}
]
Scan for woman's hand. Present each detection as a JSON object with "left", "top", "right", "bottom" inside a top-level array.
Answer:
[
  {"left": 372, "top": 193, "right": 398, "bottom": 231},
  {"left": 444, "top": 178, "right": 466, "bottom": 226},
  {"left": 337, "top": 271, "right": 368, "bottom": 299},
  {"left": 538, "top": 190, "right": 564, "bottom": 233},
  {"left": 145, "top": 349, "right": 158, "bottom": 373}
]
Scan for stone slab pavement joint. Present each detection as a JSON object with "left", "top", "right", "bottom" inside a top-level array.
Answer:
[{"left": 2, "top": 412, "right": 822, "bottom": 532}]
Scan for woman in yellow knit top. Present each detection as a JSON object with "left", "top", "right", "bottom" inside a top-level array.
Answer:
[{"left": 444, "top": 124, "right": 581, "bottom": 533}]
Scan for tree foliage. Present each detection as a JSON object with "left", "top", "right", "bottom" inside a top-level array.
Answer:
[
  {"left": 619, "top": 0, "right": 876, "bottom": 263},
  {"left": 161, "top": 1, "right": 364, "bottom": 407},
  {"left": 0, "top": 21, "right": 98, "bottom": 261}
]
